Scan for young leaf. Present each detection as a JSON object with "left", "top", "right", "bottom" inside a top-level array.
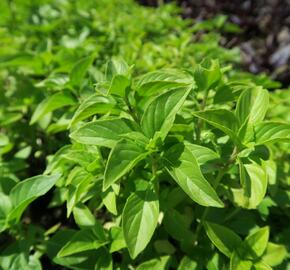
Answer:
[
  {"left": 69, "top": 94, "right": 117, "bottom": 127},
  {"left": 70, "top": 54, "right": 94, "bottom": 87},
  {"left": 73, "top": 204, "right": 96, "bottom": 228},
  {"left": 244, "top": 227, "right": 269, "bottom": 258},
  {"left": 57, "top": 229, "right": 107, "bottom": 257},
  {"left": 236, "top": 87, "right": 269, "bottom": 126},
  {"left": 0, "top": 193, "right": 12, "bottom": 232},
  {"left": 184, "top": 142, "right": 220, "bottom": 165},
  {"left": 103, "top": 139, "right": 148, "bottom": 190},
  {"left": 254, "top": 122, "right": 290, "bottom": 145},
  {"left": 193, "top": 109, "right": 241, "bottom": 145},
  {"left": 70, "top": 118, "right": 135, "bottom": 148},
  {"left": 253, "top": 262, "right": 272, "bottom": 270},
  {"left": 262, "top": 242, "right": 287, "bottom": 267},
  {"left": 230, "top": 251, "right": 253, "bottom": 270},
  {"left": 8, "top": 174, "right": 61, "bottom": 223},
  {"left": 164, "top": 143, "right": 223, "bottom": 208},
  {"left": 141, "top": 88, "right": 190, "bottom": 139},
  {"left": 30, "top": 91, "right": 76, "bottom": 124},
  {"left": 204, "top": 222, "right": 242, "bottom": 258},
  {"left": 193, "top": 59, "right": 221, "bottom": 91},
  {"left": 122, "top": 188, "right": 159, "bottom": 259}
]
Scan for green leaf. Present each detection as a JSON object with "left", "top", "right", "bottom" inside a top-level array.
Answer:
[
  {"left": 193, "top": 59, "right": 221, "bottom": 91},
  {"left": 230, "top": 251, "right": 253, "bottom": 270},
  {"left": 136, "top": 69, "right": 193, "bottom": 96},
  {"left": 94, "top": 249, "right": 113, "bottom": 270},
  {"left": 106, "top": 57, "right": 129, "bottom": 80},
  {"left": 234, "top": 161, "right": 268, "bottom": 209},
  {"left": 193, "top": 109, "right": 241, "bottom": 145},
  {"left": 103, "top": 139, "right": 147, "bottom": 190},
  {"left": 70, "top": 118, "right": 135, "bottom": 148},
  {"left": 136, "top": 256, "right": 170, "bottom": 270},
  {"left": 244, "top": 227, "right": 269, "bottom": 258},
  {"left": 8, "top": 174, "right": 61, "bottom": 223},
  {"left": 30, "top": 91, "right": 76, "bottom": 124},
  {"left": 141, "top": 88, "right": 190, "bottom": 139},
  {"left": 262, "top": 242, "right": 287, "bottom": 267},
  {"left": 253, "top": 262, "right": 272, "bottom": 270},
  {"left": 236, "top": 87, "right": 269, "bottom": 142},
  {"left": 204, "top": 222, "right": 242, "bottom": 257},
  {"left": 70, "top": 54, "right": 94, "bottom": 87},
  {"left": 57, "top": 229, "right": 107, "bottom": 257},
  {"left": 178, "top": 256, "right": 198, "bottom": 270},
  {"left": 122, "top": 188, "right": 159, "bottom": 259},
  {"left": 109, "top": 227, "right": 126, "bottom": 253},
  {"left": 108, "top": 74, "right": 130, "bottom": 97},
  {"left": 73, "top": 204, "right": 97, "bottom": 229},
  {"left": 184, "top": 142, "right": 219, "bottom": 165},
  {"left": 69, "top": 94, "right": 117, "bottom": 127},
  {"left": 236, "top": 87, "right": 269, "bottom": 126},
  {"left": 0, "top": 192, "right": 12, "bottom": 232},
  {"left": 254, "top": 122, "right": 290, "bottom": 145},
  {"left": 164, "top": 143, "right": 223, "bottom": 208},
  {"left": 102, "top": 185, "right": 118, "bottom": 215}
]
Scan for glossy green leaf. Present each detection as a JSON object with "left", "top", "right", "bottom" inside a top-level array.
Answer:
[
  {"left": 70, "top": 54, "right": 94, "bottom": 87},
  {"left": 70, "top": 118, "right": 135, "bottom": 148},
  {"left": 204, "top": 222, "right": 242, "bottom": 257},
  {"left": 103, "top": 139, "right": 147, "bottom": 190},
  {"left": 69, "top": 94, "right": 117, "bottom": 127},
  {"left": 253, "top": 262, "right": 272, "bottom": 270},
  {"left": 8, "top": 174, "right": 61, "bottom": 223},
  {"left": 178, "top": 256, "right": 198, "bottom": 270},
  {"left": 30, "top": 91, "right": 76, "bottom": 124},
  {"left": 193, "top": 109, "right": 241, "bottom": 145},
  {"left": 254, "top": 122, "right": 290, "bottom": 145},
  {"left": 244, "top": 227, "right": 269, "bottom": 258},
  {"left": 73, "top": 204, "right": 96, "bottom": 229},
  {"left": 136, "top": 69, "right": 193, "bottom": 96},
  {"left": 0, "top": 193, "right": 12, "bottom": 232},
  {"left": 164, "top": 143, "right": 223, "bottom": 207},
  {"left": 141, "top": 88, "right": 190, "bottom": 139},
  {"left": 262, "top": 242, "right": 287, "bottom": 267},
  {"left": 184, "top": 142, "right": 220, "bottom": 165},
  {"left": 122, "top": 188, "right": 159, "bottom": 259},
  {"left": 230, "top": 251, "right": 253, "bottom": 270},
  {"left": 136, "top": 256, "right": 170, "bottom": 270},
  {"left": 57, "top": 229, "right": 107, "bottom": 257}
]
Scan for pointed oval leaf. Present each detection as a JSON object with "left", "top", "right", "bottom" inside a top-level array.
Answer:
[
  {"left": 8, "top": 174, "right": 61, "bottom": 223},
  {"left": 244, "top": 227, "right": 269, "bottom": 258},
  {"left": 70, "top": 118, "right": 135, "bottom": 148},
  {"left": 30, "top": 91, "right": 76, "bottom": 124},
  {"left": 254, "top": 122, "right": 290, "bottom": 145},
  {"left": 103, "top": 139, "right": 147, "bottom": 190},
  {"left": 204, "top": 222, "right": 242, "bottom": 257},
  {"left": 122, "top": 188, "right": 159, "bottom": 259},
  {"left": 164, "top": 143, "right": 223, "bottom": 207},
  {"left": 141, "top": 88, "right": 190, "bottom": 139}
]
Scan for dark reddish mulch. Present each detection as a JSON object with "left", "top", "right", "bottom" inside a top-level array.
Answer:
[{"left": 139, "top": 0, "right": 290, "bottom": 87}]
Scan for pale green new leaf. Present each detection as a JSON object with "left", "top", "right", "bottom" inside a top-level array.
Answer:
[
  {"left": 70, "top": 118, "right": 135, "bottom": 148},
  {"left": 193, "top": 109, "right": 241, "bottom": 145},
  {"left": 122, "top": 188, "right": 159, "bottom": 259},
  {"left": 253, "top": 262, "right": 272, "bottom": 270},
  {"left": 244, "top": 227, "right": 269, "bottom": 258},
  {"left": 8, "top": 174, "right": 61, "bottom": 223},
  {"left": 164, "top": 143, "right": 223, "bottom": 207},
  {"left": 103, "top": 139, "right": 148, "bottom": 190},
  {"left": 230, "top": 251, "right": 253, "bottom": 270},
  {"left": 262, "top": 242, "right": 287, "bottom": 267},
  {"left": 141, "top": 88, "right": 190, "bottom": 139},
  {"left": 204, "top": 222, "right": 242, "bottom": 257},
  {"left": 254, "top": 122, "right": 290, "bottom": 145},
  {"left": 30, "top": 91, "right": 76, "bottom": 124},
  {"left": 70, "top": 54, "right": 94, "bottom": 87}
]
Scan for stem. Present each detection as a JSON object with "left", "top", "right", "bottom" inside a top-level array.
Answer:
[
  {"left": 125, "top": 97, "right": 139, "bottom": 123},
  {"left": 193, "top": 146, "right": 238, "bottom": 245},
  {"left": 195, "top": 88, "right": 210, "bottom": 143}
]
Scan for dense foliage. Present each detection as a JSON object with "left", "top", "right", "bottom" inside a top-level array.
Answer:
[{"left": 0, "top": 0, "right": 289, "bottom": 269}]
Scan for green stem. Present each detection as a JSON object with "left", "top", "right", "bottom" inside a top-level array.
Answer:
[{"left": 193, "top": 146, "right": 238, "bottom": 245}]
